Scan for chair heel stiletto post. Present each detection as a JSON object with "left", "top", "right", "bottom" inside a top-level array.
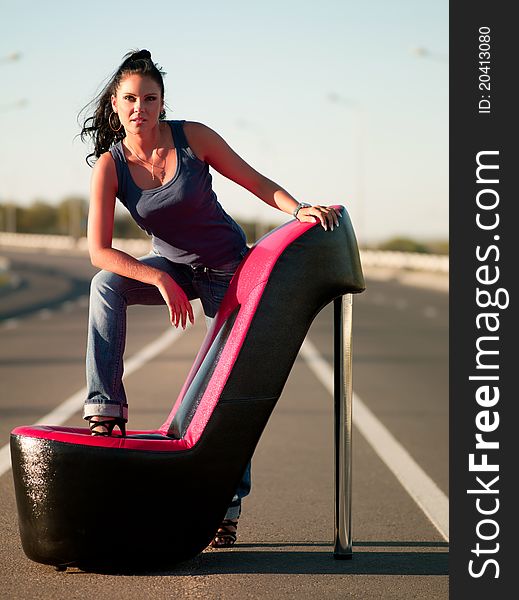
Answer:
[{"left": 88, "top": 417, "right": 126, "bottom": 437}]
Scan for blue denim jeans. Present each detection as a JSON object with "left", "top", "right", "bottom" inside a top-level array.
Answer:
[{"left": 84, "top": 248, "right": 250, "bottom": 519}]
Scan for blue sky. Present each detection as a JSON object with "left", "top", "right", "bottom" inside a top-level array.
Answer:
[{"left": 1, "top": 0, "right": 447, "bottom": 243}]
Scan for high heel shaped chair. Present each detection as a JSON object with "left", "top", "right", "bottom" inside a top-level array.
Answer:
[{"left": 10, "top": 206, "right": 365, "bottom": 571}]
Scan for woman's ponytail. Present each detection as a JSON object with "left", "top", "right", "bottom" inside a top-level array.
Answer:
[{"left": 78, "top": 49, "right": 166, "bottom": 166}]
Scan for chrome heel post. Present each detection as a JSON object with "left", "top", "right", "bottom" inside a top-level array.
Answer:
[{"left": 333, "top": 294, "right": 353, "bottom": 559}]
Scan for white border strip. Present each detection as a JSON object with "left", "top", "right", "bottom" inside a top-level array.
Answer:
[
  {"left": 0, "top": 305, "right": 201, "bottom": 479},
  {"left": 300, "top": 337, "right": 449, "bottom": 541}
]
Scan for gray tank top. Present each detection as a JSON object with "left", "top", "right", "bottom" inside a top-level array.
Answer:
[{"left": 110, "top": 120, "right": 247, "bottom": 268}]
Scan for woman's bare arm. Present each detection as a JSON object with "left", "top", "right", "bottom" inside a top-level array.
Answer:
[
  {"left": 184, "top": 122, "right": 340, "bottom": 230},
  {"left": 87, "top": 153, "right": 194, "bottom": 328}
]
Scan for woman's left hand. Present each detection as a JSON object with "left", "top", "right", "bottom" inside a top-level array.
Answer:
[{"left": 296, "top": 205, "right": 341, "bottom": 231}]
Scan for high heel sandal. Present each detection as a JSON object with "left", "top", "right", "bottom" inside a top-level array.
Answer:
[
  {"left": 210, "top": 518, "right": 239, "bottom": 548},
  {"left": 87, "top": 416, "right": 126, "bottom": 437}
]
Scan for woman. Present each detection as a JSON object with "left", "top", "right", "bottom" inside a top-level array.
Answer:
[{"left": 79, "top": 49, "right": 340, "bottom": 548}]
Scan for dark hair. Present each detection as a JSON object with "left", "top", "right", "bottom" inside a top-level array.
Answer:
[{"left": 79, "top": 49, "right": 167, "bottom": 166}]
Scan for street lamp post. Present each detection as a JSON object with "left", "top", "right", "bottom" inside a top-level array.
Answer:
[
  {"left": 327, "top": 93, "right": 366, "bottom": 246},
  {"left": 6, "top": 205, "right": 17, "bottom": 233},
  {"left": 1, "top": 52, "right": 24, "bottom": 232},
  {"left": 411, "top": 46, "right": 448, "bottom": 64},
  {"left": 236, "top": 118, "right": 274, "bottom": 242},
  {"left": 0, "top": 52, "right": 27, "bottom": 114},
  {"left": 0, "top": 99, "right": 28, "bottom": 113},
  {"left": 0, "top": 52, "right": 22, "bottom": 65}
]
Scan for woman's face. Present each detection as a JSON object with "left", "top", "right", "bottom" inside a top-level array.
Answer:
[{"left": 111, "top": 73, "right": 164, "bottom": 135}]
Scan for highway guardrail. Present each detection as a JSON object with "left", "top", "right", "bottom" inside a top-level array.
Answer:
[{"left": 0, "top": 233, "right": 449, "bottom": 273}]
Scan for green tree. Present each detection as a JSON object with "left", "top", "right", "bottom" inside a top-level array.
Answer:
[
  {"left": 58, "top": 197, "right": 89, "bottom": 238},
  {"left": 113, "top": 214, "right": 149, "bottom": 239},
  {"left": 377, "top": 237, "right": 429, "bottom": 253},
  {"left": 17, "top": 200, "right": 58, "bottom": 234}
]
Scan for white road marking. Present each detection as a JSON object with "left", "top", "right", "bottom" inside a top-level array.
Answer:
[
  {"left": 38, "top": 309, "right": 53, "bottom": 320},
  {"left": 300, "top": 337, "right": 449, "bottom": 542},
  {"left": 0, "top": 304, "right": 201, "bottom": 479},
  {"left": 395, "top": 299, "right": 408, "bottom": 310},
  {"left": 2, "top": 319, "right": 18, "bottom": 330}
]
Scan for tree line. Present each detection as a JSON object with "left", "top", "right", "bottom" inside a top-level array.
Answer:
[
  {"left": 0, "top": 199, "right": 447, "bottom": 253},
  {"left": 0, "top": 198, "right": 268, "bottom": 244}
]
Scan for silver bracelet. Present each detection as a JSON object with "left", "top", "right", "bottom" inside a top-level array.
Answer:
[{"left": 292, "top": 202, "right": 311, "bottom": 220}]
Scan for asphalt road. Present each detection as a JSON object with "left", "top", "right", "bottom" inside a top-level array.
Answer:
[{"left": 0, "top": 248, "right": 449, "bottom": 599}]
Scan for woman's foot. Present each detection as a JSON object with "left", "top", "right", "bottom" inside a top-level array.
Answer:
[
  {"left": 87, "top": 416, "right": 126, "bottom": 437},
  {"left": 210, "top": 518, "right": 239, "bottom": 548}
]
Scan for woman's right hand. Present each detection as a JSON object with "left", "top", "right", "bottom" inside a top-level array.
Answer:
[{"left": 156, "top": 273, "right": 195, "bottom": 329}]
